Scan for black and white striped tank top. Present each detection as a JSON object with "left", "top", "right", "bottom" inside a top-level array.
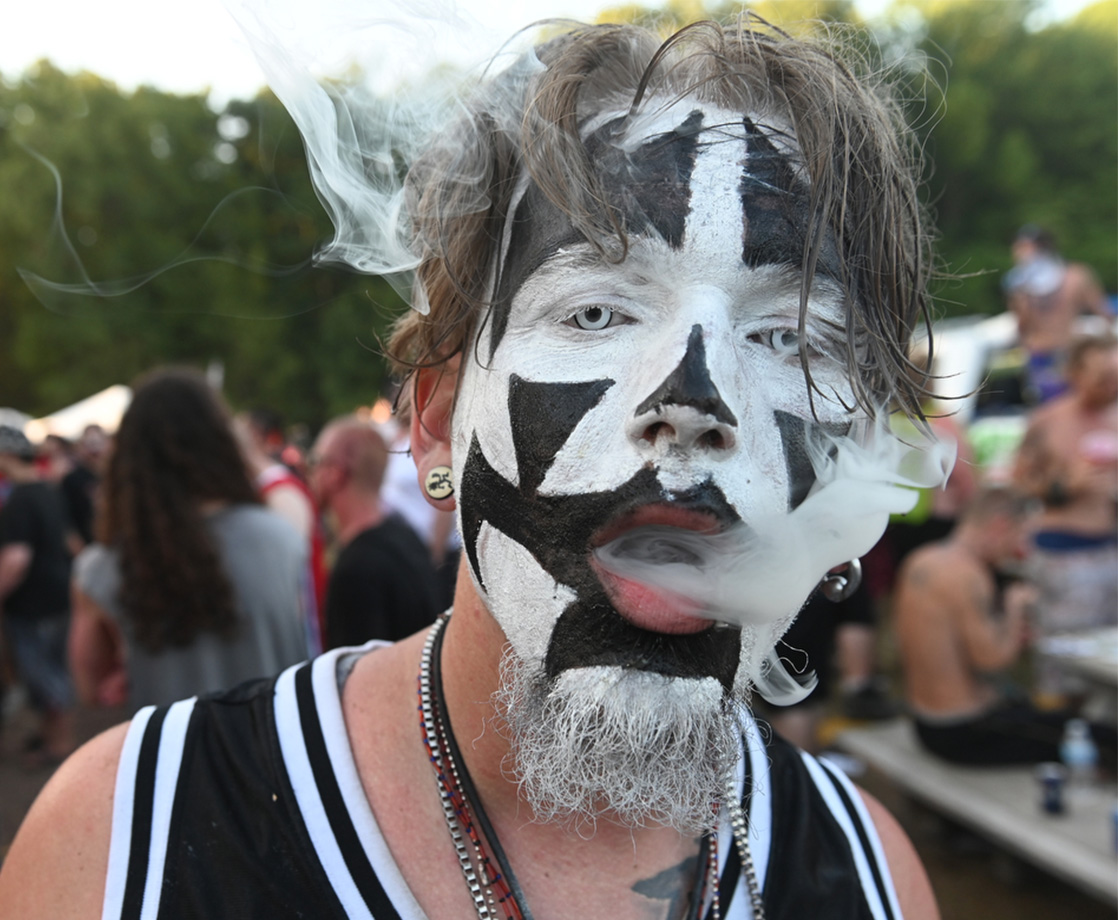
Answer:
[{"left": 101, "top": 646, "right": 903, "bottom": 919}]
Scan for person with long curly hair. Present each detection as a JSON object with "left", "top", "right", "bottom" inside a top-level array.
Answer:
[{"left": 67, "top": 367, "right": 310, "bottom": 711}]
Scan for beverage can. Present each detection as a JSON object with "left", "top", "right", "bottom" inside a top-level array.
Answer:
[{"left": 1035, "top": 762, "right": 1066, "bottom": 815}]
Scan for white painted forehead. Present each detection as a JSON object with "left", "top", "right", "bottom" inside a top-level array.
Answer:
[{"left": 492, "top": 96, "right": 802, "bottom": 293}]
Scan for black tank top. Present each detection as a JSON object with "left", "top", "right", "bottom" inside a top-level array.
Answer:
[{"left": 101, "top": 647, "right": 902, "bottom": 919}]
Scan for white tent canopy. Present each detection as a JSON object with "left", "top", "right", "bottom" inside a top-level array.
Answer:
[
  {"left": 24, "top": 385, "right": 132, "bottom": 443},
  {"left": 0, "top": 408, "right": 32, "bottom": 432}
]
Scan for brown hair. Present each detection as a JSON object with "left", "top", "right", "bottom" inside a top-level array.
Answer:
[
  {"left": 389, "top": 17, "right": 934, "bottom": 418},
  {"left": 1066, "top": 331, "right": 1118, "bottom": 373},
  {"left": 98, "top": 367, "right": 261, "bottom": 653}
]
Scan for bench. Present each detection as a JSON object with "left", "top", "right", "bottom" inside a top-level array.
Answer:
[{"left": 835, "top": 718, "right": 1117, "bottom": 906}]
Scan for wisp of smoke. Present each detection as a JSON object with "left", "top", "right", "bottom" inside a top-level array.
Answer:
[
  {"left": 594, "top": 416, "right": 955, "bottom": 700},
  {"left": 224, "top": 0, "right": 543, "bottom": 308}
]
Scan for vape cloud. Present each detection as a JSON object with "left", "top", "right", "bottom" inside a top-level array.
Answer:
[{"left": 594, "top": 416, "right": 955, "bottom": 700}]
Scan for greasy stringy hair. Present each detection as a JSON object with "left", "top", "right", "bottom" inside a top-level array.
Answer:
[
  {"left": 97, "top": 367, "right": 261, "bottom": 653},
  {"left": 388, "top": 17, "right": 934, "bottom": 418}
]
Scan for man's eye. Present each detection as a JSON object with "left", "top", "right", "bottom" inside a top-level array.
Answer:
[
  {"left": 750, "top": 328, "right": 801, "bottom": 357},
  {"left": 568, "top": 305, "right": 616, "bottom": 330}
]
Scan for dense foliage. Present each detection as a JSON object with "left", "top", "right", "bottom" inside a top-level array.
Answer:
[
  {"left": 1, "top": 0, "right": 1114, "bottom": 426},
  {"left": 0, "top": 67, "right": 401, "bottom": 423}
]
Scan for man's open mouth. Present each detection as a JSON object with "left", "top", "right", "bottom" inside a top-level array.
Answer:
[{"left": 590, "top": 504, "right": 734, "bottom": 635}]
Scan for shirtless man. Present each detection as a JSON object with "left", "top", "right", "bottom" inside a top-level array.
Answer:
[
  {"left": 0, "top": 21, "right": 939, "bottom": 920},
  {"left": 893, "top": 488, "right": 1058, "bottom": 763},
  {"left": 1004, "top": 225, "right": 1110, "bottom": 402},
  {"left": 1013, "top": 332, "right": 1118, "bottom": 696}
]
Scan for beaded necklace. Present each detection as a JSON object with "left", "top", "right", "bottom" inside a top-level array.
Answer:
[{"left": 417, "top": 613, "right": 764, "bottom": 920}]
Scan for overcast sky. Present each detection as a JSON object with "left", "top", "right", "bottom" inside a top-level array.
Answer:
[{"left": 2, "top": 0, "right": 1098, "bottom": 106}]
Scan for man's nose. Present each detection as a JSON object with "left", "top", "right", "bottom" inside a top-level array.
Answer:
[{"left": 627, "top": 324, "right": 738, "bottom": 452}]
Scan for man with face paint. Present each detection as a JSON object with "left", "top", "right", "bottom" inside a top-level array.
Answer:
[{"left": 0, "top": 20, "right": 941, "bottom": 920}]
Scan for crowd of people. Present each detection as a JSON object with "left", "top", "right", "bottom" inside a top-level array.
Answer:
[
  {"left": 0, "top": 16, "right": 1112, "bottom": 920},
  {"left": 0, "top": 367, "right": 453, "bottom": 768}
]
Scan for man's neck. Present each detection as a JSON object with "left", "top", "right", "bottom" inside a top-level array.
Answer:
[
  {"left": 950, "top": 527, "right": 999, "bottom": 570},
  {"left": 333, "top": 493, "right": 385, "bottom": 546},
  {"left": 438, "top": 575, "right": 700, "bottom": 842},
  {"left": 342, "top": 570, "right": 711, "bottom": 920}
]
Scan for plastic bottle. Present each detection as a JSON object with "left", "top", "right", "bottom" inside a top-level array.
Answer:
[{"left": 1059, "top": 718, "right": 1099, "bottom": 797}]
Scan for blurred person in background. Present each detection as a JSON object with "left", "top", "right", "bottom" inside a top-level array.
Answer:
[
  {"left": 894, "top": 486, "right": 1114, "bottom": 765},
  {"left": 59, "top": 423, "right": 109, "bottom": 556},
  {"left": 67, "top": 368, "right": 310, "bottom": 712},
  {"left": 34, "top": 434, "right": 75, "bottom": 484},
  {"left": 1012, "top": 332, "right": 1118, "bottom": 700},
  {"left": 1004, "top": 224, "right": 1111, "bottom": 404},
  {"left": 310, "top": 417, "right": 441, "bottom": 646},
  {"left": 235, "top": 407, "right": 328, "bottom": 654},
  {"left": 0, "top": 425, "right": 75, "bottom": 766},
  {"left": 380, "top": 410, "right": 461, "bottom": 610}
]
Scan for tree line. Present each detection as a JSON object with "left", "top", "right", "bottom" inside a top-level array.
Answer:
[{"left": 1, "top": 0, "right": 1114, "bottom": 427}]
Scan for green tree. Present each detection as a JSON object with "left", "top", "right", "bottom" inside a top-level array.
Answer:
[
  {"left": 0, "top": 66, "right": 403, "bottom": 426},
  {"left": 880, "top": 0, "right": 1118, "bottom": 316}
]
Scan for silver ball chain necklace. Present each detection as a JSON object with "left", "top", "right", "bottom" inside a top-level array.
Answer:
[{"left": 417, "top": 613, "right": 765, "bottom": 920}]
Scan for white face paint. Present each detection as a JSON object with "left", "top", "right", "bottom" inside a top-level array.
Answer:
[{"left": 453, "top": 98, "right": 866, "bottom": 696}]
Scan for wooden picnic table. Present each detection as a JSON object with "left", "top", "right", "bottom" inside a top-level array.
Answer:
[
  {"left": 837, "top": 718, "right": 1118, "bottom": 906},
  {"left": 1038, "top": 627, "right": 1118, "bottom": 688}
]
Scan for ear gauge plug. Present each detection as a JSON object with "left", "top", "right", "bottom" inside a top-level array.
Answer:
[{"left": 424, "top": 466, "right": 454, "bottom": 500}]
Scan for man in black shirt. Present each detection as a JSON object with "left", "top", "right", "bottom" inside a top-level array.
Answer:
[
  {"left": 0, "top": 426, "right": 75, "bottom": 764},
  {"left": 59, "top": 424, "right": 108, "bottom": 554},
  {"left": 310, "top": 418, "right": 441, "bottom": 646}
]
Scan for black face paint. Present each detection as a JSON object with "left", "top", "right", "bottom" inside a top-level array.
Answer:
[
  {"left": 490, "top": 110, "right": 705, "bottom": 359},
  {"left": 508, "top": 375, "right": 615, "bottom": 496},
  {"left": 490, "top": 184, "right": 585, "bottom": 360},
  {"left": 635, "top": 325, "right": 738, "bottom": 427},
  {"left": 774, "top": 410, "right": 852, "bottom": 509},
  {"left": 458, "top": 433, "right": 743, "bottom": 689},
  {"left": 583, "top": 109, "right": 704, "bottom": 249},
  {"left": 740, "top": 117, "right": 840, "bottom": 278}
]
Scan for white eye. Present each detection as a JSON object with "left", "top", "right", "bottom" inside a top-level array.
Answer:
[
  {"left": 750, "top": 328, "right": 801, "bottom": 357},
  {"left": 569, "top": 305, "right": 615, "bottom": 330}
]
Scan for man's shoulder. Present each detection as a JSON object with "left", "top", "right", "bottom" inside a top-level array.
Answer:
[
  {"left": 899, "top": 542, "right": 980, "bottom": 597},
  {"left": 0, "top": 721, "right": 129, "bottom": 918}
]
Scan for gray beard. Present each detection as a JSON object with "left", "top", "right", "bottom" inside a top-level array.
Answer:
[{"left": 493, "top": 651, "right": 745, "bottom": 836}]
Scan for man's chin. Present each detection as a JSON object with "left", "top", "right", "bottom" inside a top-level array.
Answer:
[{"left": 494, "top": 655, "right": 742, "bottom": 835}]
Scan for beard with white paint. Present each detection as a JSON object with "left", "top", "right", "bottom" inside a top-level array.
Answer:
[
  {"left": 451, "top": 97, "right": 937, "bottom": 824},
  {"left": 494, "top": 652, "right": 742, "bottom": 835}
]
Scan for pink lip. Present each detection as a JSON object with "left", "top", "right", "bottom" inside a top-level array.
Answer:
[{"left": 591, "top": 505, "right": 722, "bottom": 635}]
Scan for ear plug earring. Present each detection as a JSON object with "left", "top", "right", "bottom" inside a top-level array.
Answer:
[
  {"left": 424, "top": 466, "right": 454, "bottom": 500},
  {"left": 820, "top": 558, "right": 862, "bottom": 602}
]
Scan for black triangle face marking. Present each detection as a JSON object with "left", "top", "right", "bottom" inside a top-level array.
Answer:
[
  {"left": 457, "top": 434, "right": 743, "bottom": 689},
  {"left": 774, "top": 409, "right": 852, "bottom": 509},
  {"left": 635, "top": 325, "right": 738, "bottom": 427},
  {"left": 584, "top": 109, "right": 705, "bottom": 249},
  {"left": 739, "top": 117, "right": 840, "bottom": 278},
  {"left": 491, "top": 110, "right": 707, "bottom": 361},
  {"left": 508, "top": 375, "right": 615, "bottom": 496}
]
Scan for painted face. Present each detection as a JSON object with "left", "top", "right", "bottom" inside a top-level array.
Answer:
[{"left": 452, "top": 98, "right": 856, "bottom": 694}]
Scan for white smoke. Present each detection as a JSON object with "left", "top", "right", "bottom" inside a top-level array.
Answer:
[
  {"left": 594, "top": 416, "right": 955, "bottom": 700},
  {"left": 223, "top": 0, "right": 545, "bottom": 307}
]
